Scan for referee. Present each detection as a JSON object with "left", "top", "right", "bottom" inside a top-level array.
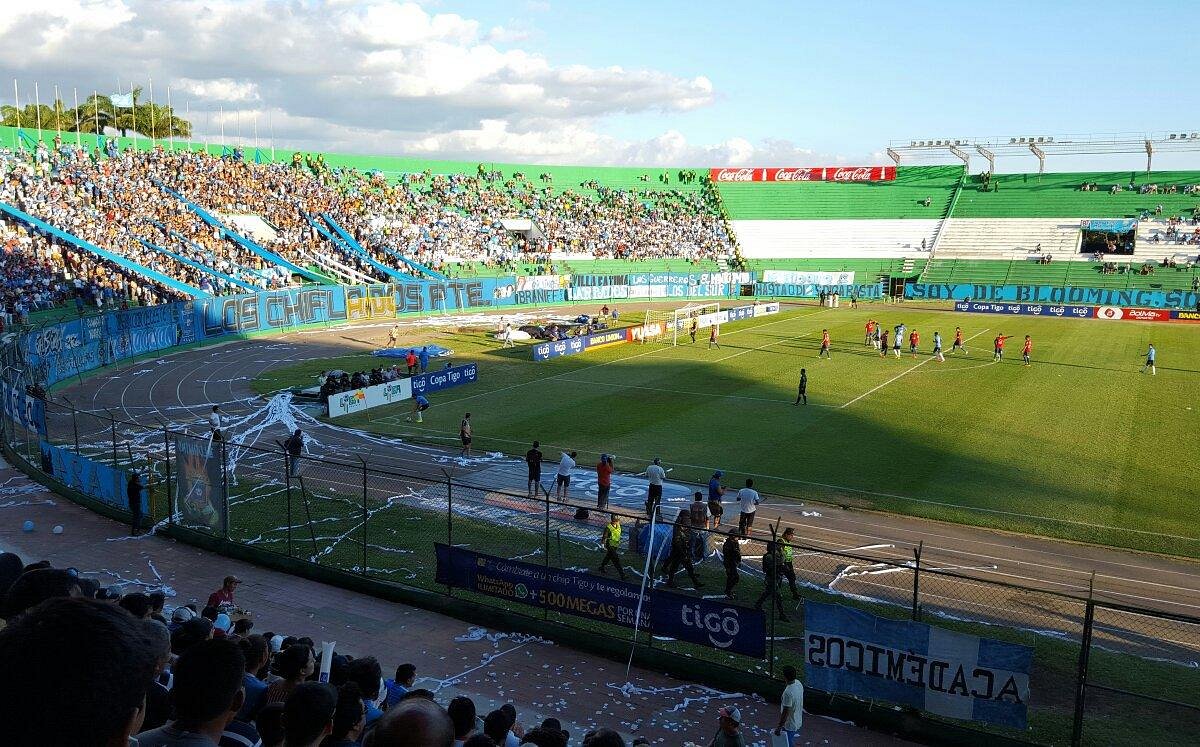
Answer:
[{"left": 793, "top": 369, "right": 807, "bottom": 406}]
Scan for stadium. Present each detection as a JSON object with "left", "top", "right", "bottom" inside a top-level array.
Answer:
[{"left": 1, "top": 6, "right": 1199, "bottom": 747}]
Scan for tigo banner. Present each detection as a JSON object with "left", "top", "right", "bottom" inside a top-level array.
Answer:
[{"left": 804, "top": 601, "right": 1031, "bottom": 729}]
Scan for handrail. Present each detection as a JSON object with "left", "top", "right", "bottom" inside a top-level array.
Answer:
[{"left": 134, "top": 237, "right": 259, "bottom": 292}]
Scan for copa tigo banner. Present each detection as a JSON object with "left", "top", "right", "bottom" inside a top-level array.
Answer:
[
  {"left": 953, "top": 301, "right": 1095, "bottom": 319},
  {"left": 411, "top": 363, "right": 478, "bottom": 396},
  {"left": 531, "top": 328, "right": 631, "bottom": 361},
  {"left": 709, "top": 166, "right": 896, "bottom": 183},
  {"left": 907, "top": 282, "right": 1200, "bottom": 311},
  {"left": 804, "top": 602, "right": 1032, "bottom": 729},
  {"left": 435, "top": 544, "right": 766, "bottom": 657}
]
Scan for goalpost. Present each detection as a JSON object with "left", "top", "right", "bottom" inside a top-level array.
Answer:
[{"left": 640, "top": 302, "right": 721, "bottom": 345}]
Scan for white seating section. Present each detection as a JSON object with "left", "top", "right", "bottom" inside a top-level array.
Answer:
[
  {"left": 731, "top": 219, "right": 940, "bottom": 259},
  {"left": 934, "top": 218, "right": 1084, "bottom": 260}
]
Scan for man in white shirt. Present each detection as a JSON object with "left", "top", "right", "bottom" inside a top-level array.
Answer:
[
  {"left": 775, "top": 665, "right": 804, "bottom": 745},
  {"left": 644, "top": 458, "right": 666, "bottom": 518},
  {"left": 209, "top": 405, "right": 224, "bottom": 442},
  {"left": 735, "top": 478, "right": 761, "bottom": 537},
  {"left": 555, "top": 451, "right": 577, "bottom": 499}
]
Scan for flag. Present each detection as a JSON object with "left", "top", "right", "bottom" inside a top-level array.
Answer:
[{"left": 109, "top": 93, "right": 134, "bottom": 108}]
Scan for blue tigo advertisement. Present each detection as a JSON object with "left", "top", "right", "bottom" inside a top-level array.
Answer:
[
  {"left": 804, "top": 602, "right": 1031, "bottom": 729},
  {"left": 953, "top": 301, "right": 1096, "bottom": 318},
  {"left": 410, "top": 363, "right": 478, "bottom": 396},
  {"left": 435, "top": 544, "right": 765, "bottom": 657}
]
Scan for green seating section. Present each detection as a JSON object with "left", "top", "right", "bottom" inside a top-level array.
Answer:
[
  {"left": 952, "top": 171, "right": 1200, "bottom": 218},
  {"left": 921, "top": 258, "right": 1199, "bottom": 290},
  {"left": 717, "top": 166, "right": 963, "bottom": 220}
]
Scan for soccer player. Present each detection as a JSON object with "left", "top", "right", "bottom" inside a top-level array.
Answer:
[
  {"left": 459, "top": 413, "right": 472, "bottom": 457},
  {"left": 932, "top": 331, "right": 945, "bottom": 362},
  {"left": 404, "top": 394, "right": 430, "bottom": 422},
  {"left": 877, "top": 322, "right": 888, "bottom": 358},
  {"left": 708, "top": 325, "right": 721, "bottom": 349},
  {"left": 952, "top": 326, "right": 967, "bottom": 355},
  {"left": 1141, "top": 343, "right": 1157, "bottom": 375},
  {"left": 1022, "top": 335, "right": 1033, "bottom": 366},
  {"left": 502, "top": 322, "right": 514, "bottom": 348},
  {"left": 864, "top": 320, "right": 874, "bottom": 346},
  {"left": 993, "top": 333, "right": 1012, "bottom": 362},
  {"left": 387, "top": 323, "right": 400, "bottom": 348},
  {"left": 525, "top": 441, "right": 543, "bottom": 498},
  {"left": 689, "top": 318, "right": 698, "bottom": 343},
  {"left": 794, "top": 369, "right": 807, "bottom": 405},
  {"left": 818, "top": 329, "right": 831, "bottom": 359},
  {"left": 893, "top": 325, "right": 905, "bottom": 358},
  {"left": 908, "top": 329, "right": 920, "bottom": 358},
  {"left": 598, "top": 514, "right": 625, "bottom": 580}
]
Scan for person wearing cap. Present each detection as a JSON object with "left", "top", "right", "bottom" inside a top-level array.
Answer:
[
  {"left": 775, "top": 665, "right": 804, "bottom": 745},
  {"left": 710, "top": 705, "right": 746, "bottom": 746},
  {"left": 707, "top": 471, "right": 726, "bottom": 529},
  {"left": 207, "top": 575, "right": 240, "bottom": 610},
  {"left": 644, "top": 457, "right": 666, "bottom": 518},
  {"left": 596, "top": 453, "right": 614, "bottom": 510}
]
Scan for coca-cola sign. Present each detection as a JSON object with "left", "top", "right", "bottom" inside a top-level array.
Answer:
[{"left": 708, "top": 166, "right": 895, "bottom": 183}]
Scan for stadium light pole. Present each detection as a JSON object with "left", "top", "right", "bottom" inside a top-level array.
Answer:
[{"left": 976, "top": 145, "right": 995, "bottom": 173}]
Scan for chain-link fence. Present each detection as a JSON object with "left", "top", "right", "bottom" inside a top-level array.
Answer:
[{"left": 4, "top": 392, "right": 1200, "bottom": 746}]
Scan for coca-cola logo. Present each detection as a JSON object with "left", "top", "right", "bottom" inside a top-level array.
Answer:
[
  {"left": 831, "top": 167, "right": 875, "bottom": 181},
  {"left": 773, "top": 168, "right": 817, "bottom": 182},
  {"left": 715, "top": 168, "right": 756, "bottom": 182}
]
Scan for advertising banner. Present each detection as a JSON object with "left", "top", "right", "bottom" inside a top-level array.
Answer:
[
  {"left": 410, "top": 363, "right": 479, "bottom": 396},
  {"left": 755, "top": 282, "right": 883, "bottom": 300},
  {"left": 907, "top": 283, "right": 1200, "bottom": 311},
  {"left": 347, "top": 294, "right": 397, "bottom": 321},
  {"left": 173, "top": 435, "right": 228, "bottom": 536},
  {"left": 531, "top": 329, "right": 631, "bottom": 361},
  {"left": 762, "top": 270, "right": 856, "bottom": 286},
  {"left": 1172, "top": 310, "right": 1200, "bottom": 322},
  {"left": 2, "top": 382, "right": 46, "bottom": 437},
  {"left": 38, "top": 440, "right": 146, "bottom": 514},
  {"left": 435, "top": 544, "right": 765, "bottom": 657},
  {"left": 709, "top": 167, "right": 896, "bottom": 183},
  {"left": 1094, "top": 307, "right": 1171, "bottom": 322},
  {"left": 952, "top": 301, "right": 1096, "bottom": 318},
  {"left": 804, "top": 601, "right": 1031, "bottom": 729},
  {"left": 754, "top": 302, "right": 781, "bottom": 317},
  {"left": 328, "top": 378, "right": 413, "bottom": 419}
]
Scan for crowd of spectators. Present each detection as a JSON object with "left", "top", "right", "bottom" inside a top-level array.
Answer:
[
  {"left": 0, "top": 550, "right": 682, "bottom": 747},
  {"left": 0, "top": 141, "right": 734, "bottom": 318}
]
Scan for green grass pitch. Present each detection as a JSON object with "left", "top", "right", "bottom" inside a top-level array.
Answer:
[{"left": 256, "top": 303, "right": 1200, "bottom": 557}]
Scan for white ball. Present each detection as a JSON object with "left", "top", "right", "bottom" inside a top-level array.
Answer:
[{"left": 52, "top": 525, "right": 64, "bottom": 535}]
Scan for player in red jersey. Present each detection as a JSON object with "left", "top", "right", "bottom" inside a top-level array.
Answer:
[
  {"left": 864, "top": 320, "right": 875, "bottom": 347},
  {"left": 1022, "top": 335, "right": 1032, "bottom": 366},
  {"left": 993, "top": 333, "right": 1012, "bottom": 362},
  {"left": 819, "top": 329, "right": 832, "bottom": 359},
  {"left": 908, "top": 329, "right": 920, "bottom": 358},
  {"left": 952, "top": 326, "right": 967, "bottom": 355}
]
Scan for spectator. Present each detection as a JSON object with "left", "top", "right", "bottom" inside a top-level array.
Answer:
[
  {"left": 368, "top": 697, "right": 454, "bottom": 746},
  {"left": 326, "top": 682, "right": 367, "bottom": 746},
  {"left": 483, "top": 710, "right": 514, "bottom": 746},
  {"left": 282, "top": 682, "right": 337, "bottom": 747},
  {"left": 735, "top": 479, "right": 760, "bottom": 537},
  {"left": 0, "top": 597, "right": 160, "bottom": 746},
  {"left": 128, "top": 471, "right": 145, "bottom": 535},
  {"left": 119, "top": 591, "right": 153, "bottom": 619},
  {"left": 238, "top": 635, "right": 272, "bottom": 720},
  {"left": 209, "top": 574, "right": 242, "bottom": 609},
  {"left": 136, "top": 638, "right": 248, "bottom": 746},
  {"left": 345, "top": 656, "right": 385, "bottom": 729},
  {"left": 581, "top": 729, "right": 625, "bottom": 747},
  {"left": 257, "top": 704, "right": 287, "bottom": 747},
  {"left": 0, "top": 551, "right": 24, "bottom": 598},
  {"left": 266, "top": 644, "right": 316, "bottom": 704},
  {"left": 384, "top": 662, "right": 417, "bottom": 708},
  {"left": 775, "top": 665, "right": 805, "bottom": 746},
  {"left": 1, "top": 567, "right": 82, "bottom": 619},
  {"left": 448, "top": 695, "right": 477, "bottom": 746},
  {"left": 144, "top": 621, "right": 175, "bottom": 731},
  {"left": 709, "top": 706, "right": 744, "bottom": 746}
]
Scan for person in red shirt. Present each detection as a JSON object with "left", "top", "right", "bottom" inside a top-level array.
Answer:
[
  {"left": 993, "top": 334, "right": 1012, "bottom": 362},
  {"left": 207, "top": 575, "right": 240, "bottom": 610},
  {"left": 596, "top": 454, "right": 614, "bottom": 510},
  {"left": 952, "top": 326, "right": 967, "bottom": 355},
  {"left": 908, "top": 330, "right": 920, "bottom": 357},
  {"left": 864, "top": 320, "right": 875, "bottom": 347},
  {"left": 405, "top": 349, "right": 418, "bottom": 375},
  {"left": 1022, "top": 335, "right": 1033, "bottom": 366},
  {"left": 818, "top": 329, "right": 832, "bottom": 359}
]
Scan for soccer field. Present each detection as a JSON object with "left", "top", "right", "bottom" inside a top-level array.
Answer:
[{"left": 258, "top": 303, "right": 1200, "bottom": 556}]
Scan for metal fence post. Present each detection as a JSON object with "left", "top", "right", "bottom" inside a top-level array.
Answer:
[
  {"left": 220, "top": 437, "right": 230, "bottom": 541},
  {"left": 768, "top": 521, "right": 779, "bottom": 678},
  {"left": 109, "top": 409, "right": 118, "bottom": 465},
  {"left": 1071, "top": 577, "right": 1097, "bottom": 747},
  {"left": 360, "top": 457, "right": 368, "bottom": 577},
  {"left": 163, "top": 429, "right": 173, "bottom": 525},
  {"left": 912, "top": 540, "right": 923, "bottom": 621},
  {"left": 544, "top": 491, "right": 551, "bottom": 621},
  {"left": 63, "top": 396, "right": 79, "bottom": 453},
  {"left": 284, "top": 452, "right": 293, "bottom": 558}
]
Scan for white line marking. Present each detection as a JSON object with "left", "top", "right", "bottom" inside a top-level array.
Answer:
[
  {"left": 550, "top": 377, "right": 838, "bottom": 407},
  {"left": 840, "top": 328, "right": 991, "bottom": 408}
]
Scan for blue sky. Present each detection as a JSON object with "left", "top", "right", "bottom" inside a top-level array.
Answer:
[
  {"left": 2, "top": 0, "right": 1197, "bottom": 170},
  {"left": 449, "top": 0, "right": 1200, "bottom": 170}
]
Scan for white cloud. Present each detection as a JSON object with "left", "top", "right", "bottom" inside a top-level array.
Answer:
[{"left": 0, "top": 0, "right": 846, "bottom": 166}]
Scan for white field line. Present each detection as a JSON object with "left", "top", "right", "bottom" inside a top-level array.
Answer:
[
  {"left": 839, "top": 328, "right": 991, "bottom": 409},
  {"left": 549, "top": 377, "right": 839, "bottom": 408}
]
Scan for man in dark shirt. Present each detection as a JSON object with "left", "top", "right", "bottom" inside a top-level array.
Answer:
[
  {"left": 525, "top": 441, "right": 543, "bottom": 498},
  {"left": 722, "top": 529, "right": 742, "bottom": 599},
  {"left": 793, "top": 369, "right": 807, "bottom": 406}
]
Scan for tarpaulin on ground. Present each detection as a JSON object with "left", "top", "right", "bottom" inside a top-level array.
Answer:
[{"left": 803, "top": 601, "right": 1031, "bottom": 729}]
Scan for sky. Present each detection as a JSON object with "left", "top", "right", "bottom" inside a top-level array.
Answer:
[{"left": 1, "top": 0, "right": 1197, "bottom": 171}]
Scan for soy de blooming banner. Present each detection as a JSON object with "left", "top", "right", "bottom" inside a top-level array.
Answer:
[
  {"left": 710, "top": 167, "right": 896, "bottom": 182},
  {"left": 804, "top": 602, "right": 1031, "bottom": 729},
  {"left": 435, "top": 544, "right": 765, "bottom": 656}
]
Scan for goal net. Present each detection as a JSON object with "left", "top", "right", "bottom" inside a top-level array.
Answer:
[{"left": 639, "top": 302, "right": 722, "bottom": 345}]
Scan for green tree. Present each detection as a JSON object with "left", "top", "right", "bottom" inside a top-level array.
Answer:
[{"left": 0, "top": 86, "right": 192, "bottom": 139}]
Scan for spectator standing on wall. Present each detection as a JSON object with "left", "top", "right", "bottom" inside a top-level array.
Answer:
[
  {"left": 644, "top": 458, "right": 666, "bottom": 518},
  {"left": 736, "top": 479, "right": 760, "bottom": 537},
  {"left": 596, "top": 453, "right": 614, "bottom": 509},
  {"left": 555, "top": 450, "right": 577, "bottom": 500}
]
